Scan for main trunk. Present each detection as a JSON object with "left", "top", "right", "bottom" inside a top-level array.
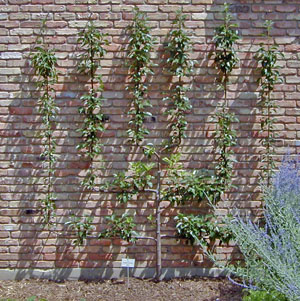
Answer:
[{"left": 156, "top": 170, "right": 162, "bottom": 280}]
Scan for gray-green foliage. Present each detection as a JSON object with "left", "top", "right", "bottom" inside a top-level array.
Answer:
[
  {"left": 126, "top": 8, "right": 155, "bottom": 145},
  {"left": 77, "top": 22, "right": 109, "bottom": 189},
  {"left": 164, "top": 10, "right": 193, "bottom": 146},
  {"left": 99, "top": 213, "right": 138, "bottom": 243},
  {"left": 255, "top": 20, "right": 283, "bottom": 185},
  {"left": 224, "top": 158, "right": 300, "bottom": 300},
  {"left": 31, "top": 21, "right": 59, "bottom": 227}
]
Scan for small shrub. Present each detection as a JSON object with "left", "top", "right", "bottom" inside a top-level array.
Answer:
[{"left": 242, "top": 289, "right": 288, "bottom": 301}]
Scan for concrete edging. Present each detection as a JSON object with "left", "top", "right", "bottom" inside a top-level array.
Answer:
[{"left": 0, "top": 268, "right": 226, "bottom": 281}]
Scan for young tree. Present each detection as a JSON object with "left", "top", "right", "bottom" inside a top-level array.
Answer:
[
  {"left": 100, "top": 10, "right": 192, "bottom": 279},
  {"left": 67, "top": 7, "right": 237, "bottom": 281},
  {"left": 99, "top": 10, "right": 222, "bottom": 280}
]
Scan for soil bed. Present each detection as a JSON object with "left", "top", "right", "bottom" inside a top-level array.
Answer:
[{"left": 0, "top": 277, "right": 243, "bottom": 301}]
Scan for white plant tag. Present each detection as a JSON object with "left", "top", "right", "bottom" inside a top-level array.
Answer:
[{"left": 121, "top": 258, "right": 135, "bottom": 268}]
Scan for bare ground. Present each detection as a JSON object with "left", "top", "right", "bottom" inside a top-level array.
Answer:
[{"left": 0, "top": 277, "right": 243, "bottom": 301}]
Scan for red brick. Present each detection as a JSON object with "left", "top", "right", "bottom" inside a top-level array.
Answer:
[
  {"left": 276, "top": 5, "right": 297, "bottom": 12},
  {"left": 32, "top": 0, "right": 53, "bottom": 3},
  {"left": 0, "top": 5, "right": 18, "bottom": 12},
  {"left": 44, "top": 5, "right": 66, "bottom": 12},
  {"left": 9, "top": 107, "right": 32, "bottom": 115},
  {"left": 252, "top": 5, "right": 273, "bottom": 12},
  {"left": 66, "top": 5, "right": 88, "bottom": 12}
]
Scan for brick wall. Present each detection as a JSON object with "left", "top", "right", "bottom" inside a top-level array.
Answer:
[{"left": 0, "top": 0, "right": 299, "bottom": 276}]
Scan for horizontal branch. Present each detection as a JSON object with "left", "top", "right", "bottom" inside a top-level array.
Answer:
[
  {"left": 98, "top": 188, "right": 121, "bottom": 193},
  {"left": 144, "top": 188, "right": 158, "bottom": 194},
  {"left": 161, "top": 235, "right": 177, "bottom": 239},
  {"left": 160, "top": 143, "right": 180, "bottom": 153},
  {"left": 87, "top": 235, "right": 157, "bottom": 242},
  {"left": 133, "top": 236, "right": 156, "bottom": 241}
]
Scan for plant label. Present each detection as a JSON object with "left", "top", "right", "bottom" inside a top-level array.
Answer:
[{"left": 121, "top": 258, "right": 135, "bottom": 268}]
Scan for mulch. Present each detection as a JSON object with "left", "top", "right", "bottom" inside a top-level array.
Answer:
[{"left": 0, "top": 277, "right": 243, "bottom": 301}]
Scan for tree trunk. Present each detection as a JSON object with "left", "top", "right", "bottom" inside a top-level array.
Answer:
[{"left": 156, "top": 170, "right": 162, "bottom": 280}]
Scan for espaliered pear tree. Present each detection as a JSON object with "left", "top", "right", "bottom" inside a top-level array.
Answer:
[
  {"left": 31, "top": 5, "right": 238, "bottom": 280},
  {"left": 25, "top": 2, "right": 289, "bottom": 284},
  {"left": 99, "top": 10, "right": 223, "bottom": 280}
]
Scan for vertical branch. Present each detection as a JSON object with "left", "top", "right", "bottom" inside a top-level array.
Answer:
[
  {"left": 163, "top": 10, "right": 193, "bottom": 148},
  {"left": 126, "top": 8, "right": 155, "bottom": 145},
  {"left": 256, "top": 20, "right": 283, "bottom": 186},
  {"left": 77, "top": 22, "right": 109, "bottom": 189},
  {"left": 46, "top": 81, "right": 52, "bottom": 221},
  {"left": 152, "top": 10, "right": 194, "bottom": 278},
  {"left": 213, "top": 3, "right": 239, "bottom": 197},
  {"left": 66, "top": 21, "right": 110, "bottom": 241},
  {"left": 31, "top": 35, "right": 58, "bottom": 227},
  {"left": 156, "top": 159, "right": 162, "bottom": 279}
]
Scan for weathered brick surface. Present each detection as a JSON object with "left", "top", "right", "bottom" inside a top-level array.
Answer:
[{"left": 0, "top": 0, "right": 299, "bottom": 273}]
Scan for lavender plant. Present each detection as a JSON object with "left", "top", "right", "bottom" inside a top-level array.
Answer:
[{"left": 225, "top": 157, "right": 300, "bottom": 300}]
